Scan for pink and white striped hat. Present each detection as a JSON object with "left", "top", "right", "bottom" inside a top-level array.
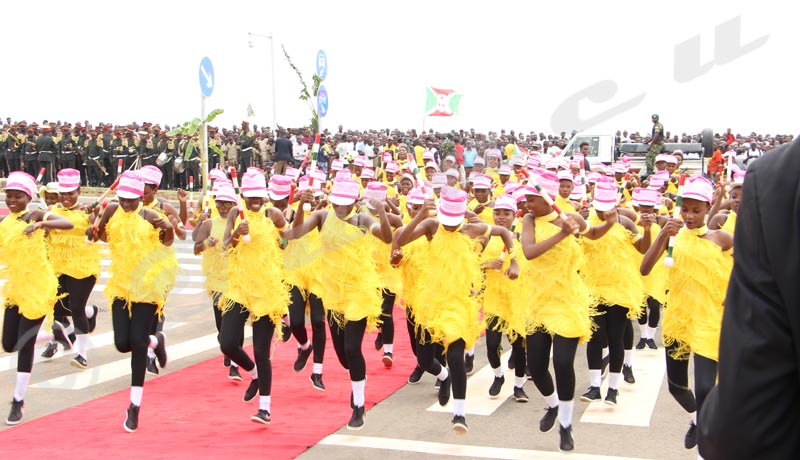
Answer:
[
  {"left": 438, "top": 186, "right": 468, "bottom": 227},
  {"left": 526, "top": 156, "right": 541, "bottom": 169},
  {"left": 298, "top": 175, "right": 323, "bottom": 194},
  {"left": 570, "top": 184, "right": 587, "bottom": 201},
  {"left": 364, "top": 182, "right": 388, "bottom": 202},
  {"left": 512, "top": 156, "right": 526, "bottom": 167},
  {"left": 732, "top": 171, "right": 746, "bottom": 187},
  {"left": 385, "top": 162, "right": 399, "bottom": 174},
  {"left": 360, "top": 167, "right": 375, "bottom": 180},
  {"left": 681, "top": 176, "right": 713, "bottom": 204},
  {"left": 472, "top": 173, "right": 492, "bottom": 190},
  {"left": 116, "top": 171, "right": 145, "bottom": 199},
  {"left": 423, "top": 150, "right": 435, "bottom": 161},
  {"left": 528, "top": 169, "right": 559, "bottom": 199},
  {"left": 503, "top": 181, "right": 521, "bottom": 196},
  {"left": 592, "top": 183, "right": 617, "bottom": 212},
  {"left": 285, "top": 166, "right": 300, "bottom": 179},
  {"left": 241, "top": 171, "right": 269, "bottom": 198},
  {"left": 209, "top": 168, "right": 228, "bottom": 181},
  {"left": 214, "top": 185, "right": 238, "bottom": 203},
  {"left": 556, "top": 170, "right": 573, "bottom": 182},
  {"left": 445, "top": 168, "right": 460, "bottom": 179},
  {"left": 494, "top": 194, "right": 517, "bottom": 212},
  {"left": 247, "top": 167, "right": 265, "bottom": 175},
  {"left": 498, "top": 164, "right": 514, "bottom": 176},
  {"left": 487, "top": 150, "right": 502, "bottom": 159},
  {"left": 334, "top": 169, "right": 353, "bottom": 182},
  {"left": 5, "top": 171, "right": 37, "bottom": 198},
  {"left": 331, "top": 159, "right": 345, "bottom": 172},
  {"left": 329, "top": 179, "right": 360, "bottom": 206},
  {"left": 424, "top": 161, "right": 439, "bottom": 171},
  {"left": 664, "top": 155, "right": 678, "bottom": 165},
  {"left": 139, "top": 165, "right": 162, "bottom": 186},
  {"left": 612, "top": 162, "right": 627, "bottom": 174},
  {"left": 57, "top": 168, "right": 81, "bottom": 193},
  {"left": 353, "top": 156, "right": 369, "bottom": 168},
  {"left": 382, "top": 151, "right": 394, "bottom": 163},
  {"left": 655, "top": 154, "right": 671, "bottom": 164},
  {"left": 268, "top": 175, "right": 293, "bottom": 200},
  {"left": 631, "top": 187, "right": 642, "bottom": 206},
  {"left": 587, "top": 172, "right": 602, "bottom": 184},
  {"left": 406, "top": 187, "right": 426, "bottom": 206},
  {"left": 212, "top": 178, "right": 233, "bottom": 194},
  {"left": 312, "top": 169, "right": 327, "bottom": 183},
  {"left": 432, "top": 173, "right": 447, "bottom": 189},
  {"left": 474, "top": 156, "right": 486, "bottom": 166},
  {"left": 637, "top": 188, "right": 662, "bottom": 208}
]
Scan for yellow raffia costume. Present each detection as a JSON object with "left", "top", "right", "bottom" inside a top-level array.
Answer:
[
  {"left": 581, "top": 214, "right": 646, "bottom": 318},
  {"left": 103, "top": 206, "right": 178, "bottom": 315},
  {"left": 0, "top": 212, "right": 60, "bottom": 319},
  {"left": 319, "top": 211, "right": 382, "bottom": 329},
  {"left": 48, "top": 204, "right": 102, "bottom": 280},
  {"left": 201, "top": 217, "right": 228, "bottom": 296},
  {"left": 398, "top": 235, "right": 429, "bottom": 316},
  {"left": 523, "top": 215, "right": 596, "bottom": 343},
  {"left": 720, "top": 210, "right": 736, "bottom": 236},
  {"left": 663, "top": 229, "right": 733, "bottom": 361},
  {"left": 637, "top": 221, "right": 668, "bottom": 304},
  {"left": 372, "top": 235, "right": 402, "bottom": 296},
  {"left": 413, "top": 225, "right": 483, "bottom": 349},
  {"left": 481, "top": 236, "right": 526, "bottom": 340},
  {"left": 555, "top": 196, "right": 578, "bottom": 214},
  {"left": 221, "top": 209, "right": 288, "bottom": 326},
  {"left": 283, "top": 214, "right": 324, "bottom": 299}
]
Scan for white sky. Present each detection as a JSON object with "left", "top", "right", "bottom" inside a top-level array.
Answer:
[{"left": 2, "top": 0, "right": 797, "bottom": 137}]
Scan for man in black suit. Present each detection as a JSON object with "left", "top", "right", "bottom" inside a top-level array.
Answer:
[{"left": 699, "top": 139, "right": 800, "bottom": 459}]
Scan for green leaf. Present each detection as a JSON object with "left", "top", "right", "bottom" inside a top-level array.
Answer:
[
  {"left": 166, "top": 128, "right": 182, "bottom": 137},
  {"left": 209, "top": 143, "right": 224, "bottom": 158},
  {"left": 205, "top": 108, "right": 224, "bottom": 124},
  {"left": 183, "top": 143, "right": 194, "bottom": 161}
]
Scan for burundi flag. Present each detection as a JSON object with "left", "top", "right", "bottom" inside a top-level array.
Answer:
[
  {"left": 424, "top": 86, "right": 462, "bottom": 117},
  {"left": 246, "top": 104, "right": 255, "bottom": 118}
]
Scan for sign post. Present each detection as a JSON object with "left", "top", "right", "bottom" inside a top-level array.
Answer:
[{"left": 198, "top": 57, "right": 215, "bottom": 195}]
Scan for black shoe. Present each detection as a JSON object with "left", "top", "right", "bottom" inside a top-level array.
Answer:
[
  {"left": 580, "top": 386, "right": 601, "bottom": 402},
  {"left": 280, "top": 322, "right": 291, "bottom": 342},
  {"left": 465, "top": 354, "right": 474, "bottom": 375},
  {"left": 250, "top": 409, "right": 270, "bottom": 425},
  {"left": 146, "top": 357, "right": 159, "bottom": 376},
  {"left": 53, "top": 321, "right": 73, "bottom": 350},
  {"left": 223, "top": 357, "right": 231, "bottom": 367},
  {"left": 488, "top": 375, "right": 505, "bottom": 397},
  {"left": 685, "top": 422, "right": 698, "bottom": 449},
  {"left": 124, "top": 403, "right": 139, "bottom": 433},
  {"left": 382, "top": 352, "right": 393, "bottom": 368},
  {"left": 310, "top": 373, "right": 326, "bottom": 391},
  {"left": 374, "top": 332, "right": 383, "bottom": 351},
  {"left": 635, "top": 338, "right": 647, "bottom": 350},
  {"left": 408, "top": 366, "right": 424, "bottom": 384},
  {"left": 623, "top": 364, "right": 636, "bottom": 384},
  {"left": 41, "top": 342, "right": 58, "bottom": 358},
  {"left": 605, "top": 388, "right": 618, "bottom": 406},
  {"left": 229, "top": 366, "right": 242, "bottom": 381},
  {"left": 6, "top": 399, "right": 23, "bottom": 426},
  {"left": 438, "top": 376, "right": 451, "bottom": 406},
  {"left": 71, "top": 355, "right": 88, "bottom": 370},
  {"left": 559, "top": 424, "right": 575, "bottom": 452},
  {"left": 87, "top": 305, "right": 99, "bottom": 333},
  {"left": 153, "top": 332, "right": 168, "bottom": 369},
  {"left": 243, "top": 378, "right": 259, "bottom": 402},
  {"left": 434, "top": 378, "right": 441, "bottom": 390},
  {"left": 451, "top": 415, "right": 468, "bottom": 434},
  {"left": 647, "top": 338, "right": 658, "bottom": 350},
  {"left": 347, "top": 406, "right": 365, "bottom": 430},
  {"left": 513, "top": 386, "right": 529, "bottom": 403},
  {"left": 525, "top": 366, "right": 532, "bottom": 380},
  {"left": 539, "top": 406, "right": 558, "bottom": 433},
  {"left": 601, "top": 355, "right": 609, "bottom": 380},
  {"left": 293, "top": 346, "right": 312, "bottom": 372}
]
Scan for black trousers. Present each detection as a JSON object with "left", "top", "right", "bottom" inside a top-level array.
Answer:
[
  {"left": 587, "top": 304, "right": 628, "bottom": 373},
  {"left": 53, "top": 274, "right": 96, "bottom": 335},
  {"left": 638, "top": 296, "right": 662, "bottom": 328},
  {"left": 379, "top": 289, "right": 396, "bottom": 344},
  {"left": 486, "top": 316, "right": 526, "bottom": 377},
  {"left": 288, "top": 286, "right": 326, "bottom": 365},
  {"left": 327, "top": 312, "right": 367, "bottom": 381},
  {"left": 111, "top": 300, "right": 156, "bottom": 387},
  {"left": 219, "top": 304, "right": 275, "bottom": 396},
  {"left": 665, "top": 342, "right": 717, "bottom": 417},
  {"left": 2, "top": 306, "right": 45, "bottom": 373},
  {"left": 527, "top": 331, "right": 579, "bottom": 401}
]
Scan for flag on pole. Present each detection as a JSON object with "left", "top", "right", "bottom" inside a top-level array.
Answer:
[
  {"left": 246, "top": 104, "right": 255, "bottom": 117},
  {"left": 424, "top": 86, "right": 462, "bottom": 117}
]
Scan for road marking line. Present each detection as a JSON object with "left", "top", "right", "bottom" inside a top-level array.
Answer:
[
  {"left": 98, "top": 273, "right": 205, "bottom": 283},
  {"left": 579, "top": 349, "right": 665, "bottom": 427},
  {"left": 99, "top": 260, "right": 202, "bottom": 270},
  {"left": 317, "top": 434, "right": 653, "bottom": 460},
  {"left": 427, "top": 351, "right": 514, "bottom": 416}
]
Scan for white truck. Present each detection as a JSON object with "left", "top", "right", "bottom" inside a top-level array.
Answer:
[{"left": 561, "top": 129, "right": 714, "bottom": 175}]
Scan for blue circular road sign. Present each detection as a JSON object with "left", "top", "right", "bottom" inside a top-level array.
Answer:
[
  {"left": 317, "top": 85, "right": 329, "bottom": 118},
  {"left": 199, "top": 57, "right": 215, "bottom": 97},
  {"left": 316, "top": 50, "right": 328, "bottom": 81}
]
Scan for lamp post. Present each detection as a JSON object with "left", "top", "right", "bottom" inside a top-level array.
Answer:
[{"left": 247, "top": 32, "right": 277, "bottom": 132}]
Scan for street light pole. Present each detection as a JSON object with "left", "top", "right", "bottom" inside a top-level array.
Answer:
[{"left": 247, "top": 32, "right": 278, "bottom": 132}]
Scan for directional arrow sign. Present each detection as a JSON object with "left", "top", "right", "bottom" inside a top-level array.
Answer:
[
  {"left": 316, "top": 49, "right": 328, "bottom": 80},
  {"left": 199, "top": 57, "right": 215, "bottom": 98},
  {"left": 317, "top": 85, "right": 329, "bottom": 118}
]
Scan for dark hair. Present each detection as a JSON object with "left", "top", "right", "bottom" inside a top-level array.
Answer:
[{"left": 579, "top": 142, "right": 590, "bottom": 149}]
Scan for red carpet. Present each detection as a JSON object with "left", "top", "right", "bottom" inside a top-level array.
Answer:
[{"left": 0, "top": 313, "right": 414, "bottom": 460}]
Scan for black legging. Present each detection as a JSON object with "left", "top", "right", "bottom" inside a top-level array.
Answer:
[
  {"left": 665, "top": 342, "right": 717, "bottom": 416},
  {"left": 2, "top": 306, "right": 45, "bottom": 373},
  {"left": 638, "top": 296, "right": 661, "bottom": 328},
  {"left": 219, "top": 303, "right": 275, "bottom": 396},
  {"left": 405, "top": 307, "right": 417, "bottom": 357},
  {"left": 527, "top": 332, "right": 579, "bottom": 400},
  {"left": 486, "top": 317, "right": 526, "bottom": 378},
  {"left": 111, "top": 300, "right": 156, "bottom": 387},
  {"left": 54, "top": 274, "right": 96, "bottom": 335},
  {"left": 587, "top": 304, "right": 628, "bottom": 373},
  {"left": 288, "top": 286, "right": 326, "bottom": 364},
  {"left": 446, "top": 339, "right": 467, "bottom": 399},
  {"left": 416, "top": 330, "right": 445, "bottom": 377},
  {"left": 379, "top": 290, "right": 396, "bottom": 345},
  {"left": 327, "top": 312, "right": 368, "bottom": 381},
  {"left": 211, "top": 292, "right": 223, "bottom": 335},
  {"left": 624, "top": 319, "right": 634, "bottom": 350}
]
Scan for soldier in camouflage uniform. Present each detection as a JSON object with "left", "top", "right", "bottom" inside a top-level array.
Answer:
[{"left": 645, "top": 114, "right": 664, "bottom": 176}]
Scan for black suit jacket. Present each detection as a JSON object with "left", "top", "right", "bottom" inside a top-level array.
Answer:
[{"left": 699, "top": 139, "right": 800, "bottom": 459}]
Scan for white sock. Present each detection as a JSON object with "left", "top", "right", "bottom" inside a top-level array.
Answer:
[
  {"left": 75, "top": 334, "right": 88, "bottom": 359},
  {"left": 437, "top": 367, "right": 449, "bottom": 381},
  {"left": 492, "top": 366, "right": 504, "bottom": 378},
  {"left": 639, "top": 323, "right": 648, "bottom": 339},
  {"left": 312, "top": 363, "right": 323, "bottom": 374},
  {"left": 648, "top": 326, "right": 658, "bottom": 340},
  {"left": 14, "top": 372, "right": 31, "bottom": 401},
  {"left": 250, "top": 368, "right": 258, "bottom": 379},
  {"left": 624, "top": 350, "right": 633, "bottom": 366},
  {"left": 383, "top": 343, "right": 393, "bottom": 353},
  {"left": 544, "top": 392, "right": 559, "bottom": 409},
  {"left": 85, "top": 306, "right": 96, "bottom": 319},
  {"left": 515, "top": 376, "right": 526, "bottom": 388},
  {"left": 147, "top": 348, "right": 156, "bottom": 359},
  {"left": 351, "top": 379, "right": 366, "bottom": 407},
  {"left": 609, "top": 372, "right": 621, "bottom": 390},
  {"left": 300, "top": 340, "right": 311, "bottom": 351},
  {"left": 65, "top": 323, "right": 75, "bottom": 335},
  {"left": 558, "top": 399, "right": 574, "bottom": 428},
  {"left": 453, "top": 399, "right": 466, "bottom": 416},
  {"left": 465, "top": 346, "right": 475, "bottom": 357},
  {"left": 602, "top": 347, "right": 609, "bottom": 359},
  {"left": 231, "top": 362, "right": 238, "bottom": 368},
  {"left": 148, "top": 335, "right": 158, "bottom": 349},
  {"left": 589, "top": 369, "right": 601, "bottom": 388},
  {"left": 691, "top": 411, "right": 697, "bottom": 424},
  {"left": 259, "top": 395, "right": 271, "bottom": 412},
  {"left": 130, "top": 386, "right": 143, "bottom": 406}
]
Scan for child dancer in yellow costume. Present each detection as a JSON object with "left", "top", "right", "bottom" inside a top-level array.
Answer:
[
  {"left": 221, "top": 171, "right": 289, "bottom": 425},
  {"left": 641, "top": 176, "right": 733, "bottom": 451},
  {"left": 2, "top": 171, "right": 73, "bottom": 426},
  {"left": 88, "top": 171, "right": 176, "bottom": 433}
]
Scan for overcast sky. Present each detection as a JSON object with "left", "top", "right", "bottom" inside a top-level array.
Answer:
[{"left": 2, "top": 0, "right": 796, "bottom": 137}]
